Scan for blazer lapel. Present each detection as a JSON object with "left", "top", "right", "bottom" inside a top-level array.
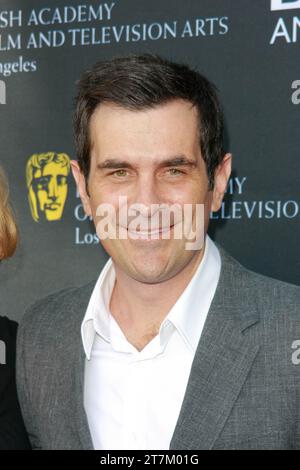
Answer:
[
  {"left": 74, "top": 343, "right": 94, "bottom": 450},
  {"left": 70, "top": 282, "right": 95, "bottom": 450},
  {"left": 170, "top": 246, "right": 260, "bottom": 450}
]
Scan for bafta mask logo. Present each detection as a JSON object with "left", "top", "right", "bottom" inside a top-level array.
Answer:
[{"left": 26, "top": 152, "right": 71, "bottom": 222}]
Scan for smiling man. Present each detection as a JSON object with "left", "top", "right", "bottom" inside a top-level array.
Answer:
[{"left": 17, "top": 54, "right": 300, "bottom": 450}]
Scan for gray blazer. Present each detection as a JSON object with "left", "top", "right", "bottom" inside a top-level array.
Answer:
[{"left": 16, "top": 245, "right": 300, "bottom": 449}]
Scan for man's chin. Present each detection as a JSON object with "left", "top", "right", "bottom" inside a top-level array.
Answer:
[
  {"left": 127, "top": 270, "right": 170, "bottom": 285},
  {"left": 121, "top": 256, "right": 180, "bottom": 285}
]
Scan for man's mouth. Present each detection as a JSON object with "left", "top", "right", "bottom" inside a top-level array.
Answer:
[{"left": 126, "top": 225, "right": 174, "bottom": 239}]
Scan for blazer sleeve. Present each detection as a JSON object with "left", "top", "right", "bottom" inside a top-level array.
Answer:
[{"left": 16, "top": 310, "right": 42, "bottom": 450}]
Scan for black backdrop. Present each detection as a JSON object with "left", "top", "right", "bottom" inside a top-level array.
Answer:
[{"left": 0, "top": 0, "right": 299, "bottom": 322}]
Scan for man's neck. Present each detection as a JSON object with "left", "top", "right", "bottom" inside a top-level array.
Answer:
[{"left": 109, "top": 242, "right": 206, "bottom": 351}]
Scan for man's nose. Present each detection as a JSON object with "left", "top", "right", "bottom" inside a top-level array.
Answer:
[
  {"left": 126, "top": 173, "right": 169, "bottom": 225},
  {"left": 132, "top": 173, "right": 163, "bottom": 209}
]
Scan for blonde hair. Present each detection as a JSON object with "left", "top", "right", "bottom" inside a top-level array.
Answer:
[{"left": 0, "top": 166, "right": 18, "bottom": 259}]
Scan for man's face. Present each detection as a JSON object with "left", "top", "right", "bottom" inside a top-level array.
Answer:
[
  {"left": 72, "top": 99, "right": 231, "bottom": 284},
  {"left": 32, "top": 162, "right": 68, "bottom": 221}
]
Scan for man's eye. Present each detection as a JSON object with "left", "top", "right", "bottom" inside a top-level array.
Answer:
[
  {"left": 167, "top": 168, "right": 184, "bottom": 176},
  {"left": 112, "top": 170, "right": 128, "bottom": 177}
]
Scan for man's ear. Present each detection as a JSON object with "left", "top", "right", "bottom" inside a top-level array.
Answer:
[
  {"left": 70, "top": 160, "right": 92, "bottom": 217},
  {"left": 211, "top": 153, "right": 232, "bottom": 212}
]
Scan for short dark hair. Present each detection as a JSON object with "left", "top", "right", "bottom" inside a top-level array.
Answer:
[{"left": 73, "top": 54, "right": 225, "bottom": 190}]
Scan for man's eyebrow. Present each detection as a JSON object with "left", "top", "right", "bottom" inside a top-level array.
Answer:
[
  {"left": 159, "top": 156, "right": 197, "bottom": 168},
  {"left": 96, "top": 159, "right": 134, "bottom": 170},
  {"left": 96, "top": 156, "right": 197, "bottom": 170}
]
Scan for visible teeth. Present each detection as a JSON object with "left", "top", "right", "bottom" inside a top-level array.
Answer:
[
  {"left": 128, "top": 226, "right": 172, "bottom": 236},
  {"left": 129, "top": 228, "right": 170, "bottom": 234}
]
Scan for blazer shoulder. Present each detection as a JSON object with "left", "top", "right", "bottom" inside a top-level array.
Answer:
[
  {"left": 17, "top": 280, "right": 95, "bottom": 342},
  {"left": 218, "top": 244, "right": 300, "bottom": 324},
  {"left": 240, "top": 262, "right": 300, "bottom": 310}
]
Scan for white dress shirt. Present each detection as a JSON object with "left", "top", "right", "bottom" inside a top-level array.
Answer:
[{"left": 82, "top": 234, "right": 221, "bottom": 450}]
